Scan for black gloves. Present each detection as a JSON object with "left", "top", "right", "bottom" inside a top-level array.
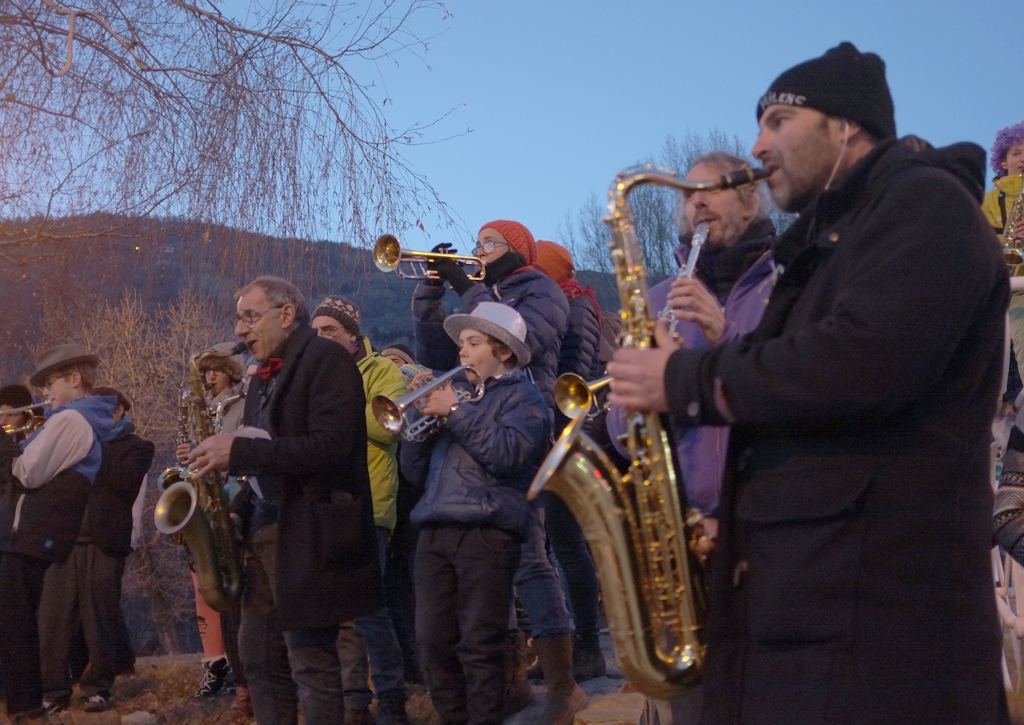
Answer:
[{"left": 428, "top": 242, "right": 474, "bottom": 295}]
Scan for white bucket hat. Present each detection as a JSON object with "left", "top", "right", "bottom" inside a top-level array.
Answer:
[{"left": 443, "top": 302, "right": 531, "bottom": 367}]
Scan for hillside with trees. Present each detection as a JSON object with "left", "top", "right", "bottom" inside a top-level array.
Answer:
[{"left": 0, "top": 216, "right": 619, "bottom": 654}]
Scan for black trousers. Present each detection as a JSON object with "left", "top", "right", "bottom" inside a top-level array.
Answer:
[
  {"left": 238, "top": 523, "right": 345, "bottom": 725},
  {"left": 0, "top": 551, "right": 51, "bottom": 719},
  {"left": 38, "top": 542, "right": 125, "bottom": 702},
  {"left": 415, "top": 526, "right": 521, "bottom": 725}
]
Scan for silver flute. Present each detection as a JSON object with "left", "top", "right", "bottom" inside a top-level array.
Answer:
[{"left": 659, "top": 221, "right": 710, "bottom": 327}]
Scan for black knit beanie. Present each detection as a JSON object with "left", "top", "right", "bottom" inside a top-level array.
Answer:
[{"left": 756, "top": 42, "right": 896, "bottom": 141}]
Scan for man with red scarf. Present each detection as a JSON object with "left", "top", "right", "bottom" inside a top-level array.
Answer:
[
  {"left": 535, "top": 241, "right": 604, "bottom": 385},
  {"left": 532, "top": 240, "right": 608, "bottom": 683}
]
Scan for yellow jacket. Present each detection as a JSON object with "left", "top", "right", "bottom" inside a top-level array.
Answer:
[
  {"left": 982, "top": 173, "right": 1024, "bottom": 242},
  {"left": 355, "top": 337, "right": 407, "bottom": 530}
]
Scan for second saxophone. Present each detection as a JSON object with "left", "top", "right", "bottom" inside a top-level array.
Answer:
[{"left": 529, "top": 163, "right": 768, "bottom": 699}]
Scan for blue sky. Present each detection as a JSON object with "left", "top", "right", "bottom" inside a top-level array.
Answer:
[{"left": 365, "top": 0, "right": 1024, "bottom": 252}]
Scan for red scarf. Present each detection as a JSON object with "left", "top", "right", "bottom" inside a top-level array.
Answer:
[
  {"left": 559, "top": 280, "right": 601, "bottom": 320},
  {"left": 256, "top": 357, "right": 284, "bottom": 381}
]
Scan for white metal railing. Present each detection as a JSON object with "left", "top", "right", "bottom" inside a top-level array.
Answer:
[{"left": 995, "top": 293, "right": 1024, "bottom": 689}]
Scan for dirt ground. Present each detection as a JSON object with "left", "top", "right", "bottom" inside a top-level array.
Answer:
[
  {"left": 15, "top": 631, "right": 1018, "bottom": 725},
  {"left": 0, "top": 626, "right": 628, "bottom": 724},
  {"left": 38, "top": 655, "right": 441, "bottom": 725},
  {"left": 19, "top": 637, "right": 626, "bottom": 725}
]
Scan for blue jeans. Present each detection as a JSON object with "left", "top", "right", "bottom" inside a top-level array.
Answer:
[
  {"left": 338, "top": 526, "right": 406, "bottom": 708},
  {"left": 543, "top": 494, "right": 601, "bottom": 637},
  {"left": 512, "top": 504, "right": 571, "bottom": 640}
]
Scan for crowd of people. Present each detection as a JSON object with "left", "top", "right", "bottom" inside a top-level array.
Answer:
[{"left": 0, "top": 41, "right": 1020, "bottom": 725}]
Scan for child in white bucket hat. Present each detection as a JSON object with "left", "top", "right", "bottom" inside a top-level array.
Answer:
[{"left": 400, "top": 301, "right": 551, "bottom": 725}]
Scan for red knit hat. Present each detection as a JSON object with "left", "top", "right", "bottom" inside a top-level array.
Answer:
[
  {"left": 535, "top": 241, "right": 575, "bottom": 284},
  {"left": 478, "top": 220, "right": 537, "bottom": 266}
]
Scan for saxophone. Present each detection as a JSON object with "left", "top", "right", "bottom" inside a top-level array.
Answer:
[
  {"left": 1004, "top": 173, "right": 1024, "bottom": 275},
  {"left": 155, "top": 343, "right": 247, "bottom": 612},
  {"left": 529, "top": 164, "right": 769, "bottom": 699}
]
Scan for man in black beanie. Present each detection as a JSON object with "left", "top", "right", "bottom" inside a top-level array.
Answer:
[{"left": 607, "top": 43, "right": 1008, "bottom": 724}]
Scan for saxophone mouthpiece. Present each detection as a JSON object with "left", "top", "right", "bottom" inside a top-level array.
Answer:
[
  {"left": 229, "top": 341, "right": 248, "bottom": 356},
  {"left": 719, "top": 166, "right": 771, "bottom": 189}
]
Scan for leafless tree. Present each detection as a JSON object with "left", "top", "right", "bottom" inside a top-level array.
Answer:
[
  {"left": 558, "top": 129, "right": 792, "bottom": 280},
  {"left": 0, "top": 0, "right": 456, "bottom": 263},
  {"left": 38, "top": 285, "right": 233, "bottom": 653},
  {"left": 557, "top": 192, "right": 610, "bottom": 275}
]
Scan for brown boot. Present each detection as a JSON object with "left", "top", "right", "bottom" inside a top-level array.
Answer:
[
  {"left": 534, "top": 636, "right": 588, "bottom": 725},
  {"left": 345, "top": 705, "right": 376, "bottom": 725},
  {"left": 229, "top": 685, "right": 253, "bottom": 718},
  {"left": 502, "top": 631, "right": 534, "bottom": 716}
]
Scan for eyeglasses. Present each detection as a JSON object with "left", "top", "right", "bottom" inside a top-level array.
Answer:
[
  {"left": 235, "top": 305, "right": 283, "bottom": 329},
  {"left": 471, "top": 240, "right": 509, "bottom": 256},
  {"left": 315, "top": 323, "right": 343, "bottom": 338},
  {"left": 42, "top": 372, "right": 70, "bottom": 390}
]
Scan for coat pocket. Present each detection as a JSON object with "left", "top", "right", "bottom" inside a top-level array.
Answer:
[
  {"left": 736, "top": 463, "right": 874, "bottom": 650},
  {"left": 312, "top": 492, "right": 365, "bottom": 571}
]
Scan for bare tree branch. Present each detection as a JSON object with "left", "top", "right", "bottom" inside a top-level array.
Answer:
[
  {"left": 0, "top": 0, "right": 458, "bottom": 255},
  {"left": 558, "top": 129, "right": 793, "bottom": 277}
]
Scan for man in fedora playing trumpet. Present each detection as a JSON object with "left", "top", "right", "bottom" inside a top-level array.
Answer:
[{"left": 0, "top": 344, "right": 115, "bottom": 724}]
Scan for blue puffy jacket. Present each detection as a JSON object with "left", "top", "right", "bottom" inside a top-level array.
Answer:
[
  {"left": 402, "top": 369, "right": 551, "bottom": 540},
  {"left": 559, "top": 292, "right": 602, "bottom": 380},
  {"left": 412, "top": 269, "right": 570, "bottom": 410}
]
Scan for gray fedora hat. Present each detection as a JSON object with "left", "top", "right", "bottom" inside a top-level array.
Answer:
[
  {"left": 443, "top": 302, "right": 531, "bottom": 367},
  {"left": 30, "top": 343, "right": 99, "bottom": 387}
]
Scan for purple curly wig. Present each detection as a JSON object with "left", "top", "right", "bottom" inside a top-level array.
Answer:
[{"left": 991, "top": 121, "right": 1024, "bottom": 178}]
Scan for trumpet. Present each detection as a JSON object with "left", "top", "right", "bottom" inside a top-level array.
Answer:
[
  {"left": 372, "top": 364, "right": 483, "bottom": 442},
  {"left": 2, "top": 401, "right": 51, "bottom": 437},
  {"left": 553, "top": 373, "right": 612, "bottom": 420},
  {"left": 374, "top": 234, "right": 486, "bottom": 281},
  {"left": 3, "top": 417, "right": 46, "bottom": 437}
]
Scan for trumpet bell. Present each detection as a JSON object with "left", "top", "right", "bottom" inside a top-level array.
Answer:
[
  {"left": 553, "top": 374, "right": 612, "bottom": 419},
  {"left": 154, "top": 480, "right": 197, "bottom": 535},
  {"left": 372, "top": 395, "right": 405, "bottom": 434},
  {"left": 374, "top": 234, "right": 402, "bottom": 273}
]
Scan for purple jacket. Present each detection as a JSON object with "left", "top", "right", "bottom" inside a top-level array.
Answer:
[{"left": 606, "top": 249, "right": 775, "bottom": 516}]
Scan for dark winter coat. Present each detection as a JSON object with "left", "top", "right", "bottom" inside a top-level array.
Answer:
[
  {"left": 560, "top": 292, "right": 602, "bottom": 381},
  {"left": 401, "top": 369, "right": 551, "bottom": 540},
  {"left": 229, "top": 325, "right": 381, "bottom": 629},
  {"left": 665, "top": 139, "right": 1009, "bottom": 724},
  {"left": 80, "top": 427, "right": 155, "bottom": 557},
  {"left": 413, "top": 269, "right": 570, "bottom": 410}
]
